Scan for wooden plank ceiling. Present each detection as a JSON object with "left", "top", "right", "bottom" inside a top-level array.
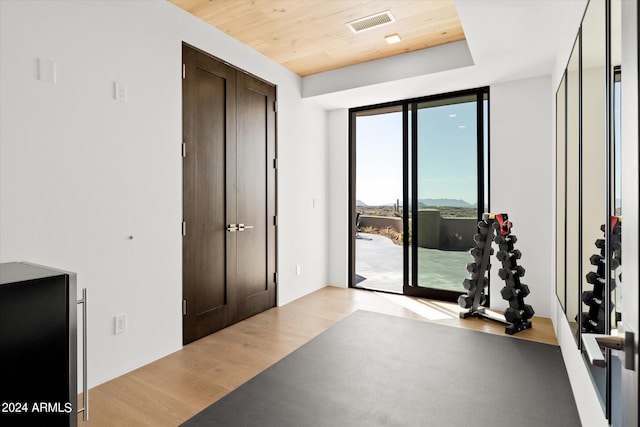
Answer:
[{"left": 169, "top": 0, "right": 465, "bottom": 76}]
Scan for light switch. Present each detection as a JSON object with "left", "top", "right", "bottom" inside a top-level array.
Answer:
[
  {"left": 114, "top": 81, "right": 127, "bottom": 102},
  {"left": 37, "top": 58, "right": 56, "bottom": 84}
]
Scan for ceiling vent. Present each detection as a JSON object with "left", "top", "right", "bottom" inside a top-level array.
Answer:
[{"left": 347, "top": 10, "right": 395, "bottom": 33}]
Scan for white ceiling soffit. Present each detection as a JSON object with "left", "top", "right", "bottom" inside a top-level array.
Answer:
[
  {"left": 302, "top": 40, "right": 473, "bottom": 98},
  {"left": 302, "top": 0, "right": 587, "bottom": 110}
]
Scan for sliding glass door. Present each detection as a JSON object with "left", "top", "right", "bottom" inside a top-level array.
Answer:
[
  {"left": 350, "top": 88, "right": 488, "bottom": 301},
  {"left": 353, "top": 106, "right": 404, "bottom": 293},
  {"left": 411, "top": 94, "right": 485, "bottom": 297}
]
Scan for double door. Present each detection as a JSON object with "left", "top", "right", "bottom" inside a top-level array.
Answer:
[{"left": 182, "top": 44, "right": 276, "bottom": 344}]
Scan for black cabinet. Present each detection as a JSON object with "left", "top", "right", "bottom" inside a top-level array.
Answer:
[{"left": 0, "top": 262, "right": 77, "bottom": 427}]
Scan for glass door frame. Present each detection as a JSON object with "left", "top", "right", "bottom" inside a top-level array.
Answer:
[{"left": 348, "top": 87, "right": 490, "bottom": 302}]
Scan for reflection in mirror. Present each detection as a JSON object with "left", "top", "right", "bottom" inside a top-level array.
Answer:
[
  {"left": 580, "top": 0, "right": 606, "bottom": 337},
  {"left": 580, "top": 0, "right": 607, "bottom": 415},
  {"left": 556, "top": 74, "right": 567, "bottom": 311},
  {"left": 565, "top": 35, "right": 580, "bottom": 342},
  {"left": 611, "top": 0, "right": 622, "bottom": 332},
  {"left": 609, "top": 1, "right": 622, "bottom": 425}
]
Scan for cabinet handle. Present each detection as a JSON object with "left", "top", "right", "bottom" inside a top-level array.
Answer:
[
  {"left": 77, "top": 288, "right": 88, "bottom": 421},
  {"left": 227, "top": 224, "right": 238, "bottom": 232},
  {"left": 238, "top": 224, "right": 254, "bottom": 232}
]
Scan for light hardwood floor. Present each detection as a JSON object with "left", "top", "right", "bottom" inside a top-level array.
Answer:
[{"left": 79, "top": 286, "right": 557, "bottom": 426}]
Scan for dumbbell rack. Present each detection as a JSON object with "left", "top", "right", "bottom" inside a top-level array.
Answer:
[
  {"left": 458, "top": 213, "right": 534, "bottom": 335},
  {"left": 579, "top": 217, "right": 621, "bottom": 333}
]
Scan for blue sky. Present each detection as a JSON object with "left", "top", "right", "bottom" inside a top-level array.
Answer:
[{"left": 356, "top": 101, "right": 479, "bottom": 206}]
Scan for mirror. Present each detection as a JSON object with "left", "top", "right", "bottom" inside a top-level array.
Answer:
[
  {"left": 565, "top": 34, "right": 580, "bottom": 342},
  {"left": 609, "top": 0, "right": 622, "bottom": 425},
  {"left": 556, "top": 74, "right": 566, "bottom": 310},
  {"left": 610, "top": 0, "right": 622, "bottom": 333},
  {"left": 555, "top": 0, "right": 625, "bottom": 422},
  {"left": 580, "top": 0, "right": 607, "bottom": 413},
  {"left": 580, "top": 0, "right": 607, "bottom": 336}
]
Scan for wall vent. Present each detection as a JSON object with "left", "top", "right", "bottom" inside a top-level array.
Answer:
[{"left": 347, "top": 10, "right": 395, "bottom": 33}]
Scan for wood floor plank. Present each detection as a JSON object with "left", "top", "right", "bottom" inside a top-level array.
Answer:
[{"left": 79, "top": 287, "right": 558, "bottom": 426}]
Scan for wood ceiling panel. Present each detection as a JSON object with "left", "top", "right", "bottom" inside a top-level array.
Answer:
[{"left": 169, "top": 0, "right": 465, "bottom": 76}]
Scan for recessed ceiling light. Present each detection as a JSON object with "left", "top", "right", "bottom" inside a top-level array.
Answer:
[
  {"left": 458, "top": 125, "right": 466, "bottom": 129},
  {"left": 449, "top": 114, "right": 457, "bottom": 118},
  {"left": 385, "top": 33, "right": 401, "bottom": 44}
]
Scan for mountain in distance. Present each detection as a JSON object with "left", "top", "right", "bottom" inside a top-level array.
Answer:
[
  {"left": 418, "top": 198, "right": 474, "bottom": 208},
  {"left": 357, "top": 198, "right": 475, "bottom": 208}
]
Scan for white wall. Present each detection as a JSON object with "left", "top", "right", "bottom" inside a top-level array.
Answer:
[
  {"left": 489, "top": 76, "right": 554, "bottom": 317},
  {"left": 0, "top": 0, "right": 328, "bottom": 388}
]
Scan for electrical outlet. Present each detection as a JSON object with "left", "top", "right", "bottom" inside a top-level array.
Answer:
[{"left": 114, "top": 313, "right": 126, "bottom": 335}]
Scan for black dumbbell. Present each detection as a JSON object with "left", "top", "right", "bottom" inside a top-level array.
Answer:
[
  {"left": 495, "top": 234, "right": 518, "bottom": 245},
  {"left": 582, "top": 290, "right": 602, "bottom": 306},
  {"left": 501, "top": 283, "right": 531, "bottom": 300},
  {"left": 496, "top": 250, "right": 509, "bottom": 262},
  {"left": 500, "top": 286, "right": 515, "bottom": 300},
  {"left": 499, "top": 266, "right": 525, "bottom": 279},
  {"left": 595, "top": 238, "right": 605, "bottom": 249},
  {"left": 458, "top": 294, "right": 473, "bottom": 309},
  {"left": 473, "top": 232, "right": 491, "bottom": 246},
  {"left": 505, "top": 305, "right": 534, "bottom": 323},
  {"left": 611, "top": 258, "right": 621, "bottom": 269},
  {"left": 470, "top": 247, "right": 483, "bottom": 258},
  {"left": 590, "top": 254, "right": 604, "bottom": 265},
  {"left": 579, "top": 313, "right": 599, "bottom": 331},
  {"left": 522, "top": 304, "right": 535, "bottom": 320},
  {"left": 498, "top": 268, "right": 511, "bottom": 280},
  {"left": 586, "top": 271, "right": 605, "bottom": 286},
  {"left": 504, "top": 307, "right": 521, "bottom": 323},
  {"left": 463, "top": 278, "right": 476, "bottom": 291},
  {"left": 466, "top": 262, "right": 480, "bottom": 274}
]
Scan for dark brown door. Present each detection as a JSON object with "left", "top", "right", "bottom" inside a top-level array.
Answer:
[
  {"left": 182, "top": 44, "right": 276, "bottom": 344},
  {"left": 236, "top": 72, "right": 277, "bottom": 320}
]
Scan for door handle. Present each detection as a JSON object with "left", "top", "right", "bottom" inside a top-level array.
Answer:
[
  {"left": 238, "top": 224, "right": 254, "bottom": 232},
  {"left": 582, "top": 322, "right": 635, "bottom": 370},
  {"left": 227, "top": 224, "right": 238, "bottom": 232}
]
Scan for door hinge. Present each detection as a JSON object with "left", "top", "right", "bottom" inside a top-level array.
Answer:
[
  {"left": 182, "top": 63, "right": 186, "bottom": 79},
  {"left": 273, "top": 101, "right": 277, "bottom": 112},
  {"left": 182, "top": 142, "right": 186, "bottom": 158},
  {"left": 273, "top": 215, "right": 278, "bottom": 226},
  {"left": 274, "top": 272, "right": 278, "bottom": 283},
  {"left": 182, "top": 221, "right": 186, "bottom": 236},
  {"left": 182, "top": 299, "right": 187, "bottom": 315},
  {"left": 273, "top": 158, "right": 278, "bottom": 169}
]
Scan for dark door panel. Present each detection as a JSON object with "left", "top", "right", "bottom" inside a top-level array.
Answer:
[
  {"left": 182, "top": 44, "right": 276, "bottom": 344},
  {"left": 236, "top": 72, "right": 277, "bottom": 320}
]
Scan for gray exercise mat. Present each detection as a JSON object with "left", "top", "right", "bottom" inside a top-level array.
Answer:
[{"left": 183, "top": 310, "right": 580, "bottom": 426}]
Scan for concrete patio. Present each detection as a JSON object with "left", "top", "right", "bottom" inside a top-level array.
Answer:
[{"left": 355, "top": 233, "right": 470, "bottom": 293}]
